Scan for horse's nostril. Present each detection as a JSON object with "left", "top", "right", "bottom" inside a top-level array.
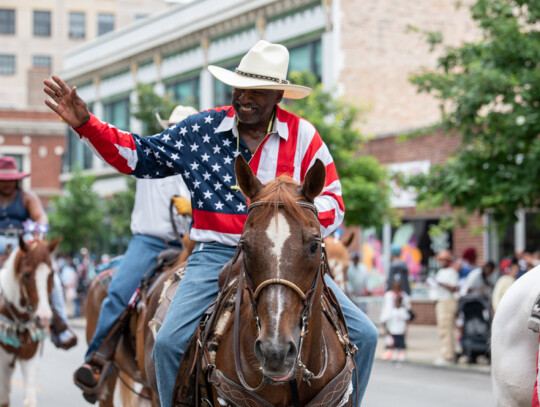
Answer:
[
  {"left": 286, "top": 340, "right": 297, "bottom": 361},
  {"left": 255, "top": 339, "right": 264, "bottom": 361}
]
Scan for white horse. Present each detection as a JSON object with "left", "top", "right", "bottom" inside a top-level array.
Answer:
[
  {"left": 0, "top": 237, "right": 60, "bottom": 407},
  {"left": 491, "top": 265, "right": 540, "bottom": 407}
]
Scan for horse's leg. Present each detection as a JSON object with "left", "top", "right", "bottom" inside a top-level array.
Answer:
[
  {"left": 0, "top": 348, "right": 16, "bottom": 407},
  {"left": 98, "top": 369, "right": 117, "bottom": 407},
  {"left": 18, "top": 355, "right": 40, "bottom": 407}
]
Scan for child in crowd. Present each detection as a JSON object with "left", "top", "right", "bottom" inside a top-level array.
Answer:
[{"left": 380, "top": 281, "right": 412, "bottom": 361}]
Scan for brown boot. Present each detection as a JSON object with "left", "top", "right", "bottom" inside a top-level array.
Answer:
[{"left": 73, "top": 363, "right": 101, "bottom": 404}]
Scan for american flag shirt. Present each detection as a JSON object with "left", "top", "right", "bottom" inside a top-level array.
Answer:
[{"left": 74, "top": 105, "right": 345, "bottom": 246}]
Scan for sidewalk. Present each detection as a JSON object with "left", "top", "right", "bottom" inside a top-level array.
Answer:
[{"left": 374, "top": 324, "right": 491, "bottom": 374}]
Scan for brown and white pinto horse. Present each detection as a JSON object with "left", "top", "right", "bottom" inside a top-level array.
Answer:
[
  {"left": 208, "top": 157, "right": 355, "bottom": 407},
  {"left": 0, "top": 236, "right": 61, "bottom": 407}
]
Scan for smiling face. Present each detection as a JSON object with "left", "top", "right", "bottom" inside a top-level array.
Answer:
[{"left": 231, "top": 88, "right": 284, "bottom": 126}]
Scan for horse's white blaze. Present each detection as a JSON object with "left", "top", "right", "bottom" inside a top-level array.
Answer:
[
  {"left": 34, "top": 263, "right": 53, "bottom": 325},
  {"left": 265, "top": 213, "right": 291, "bottom": 340}
]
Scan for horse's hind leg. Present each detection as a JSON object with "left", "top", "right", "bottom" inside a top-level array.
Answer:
[
  {"left": 18, "top": 355, "right": 39, "bottom": 407},
  {"left": 0, "top": 348, "right": 16, "bottom": 406}
]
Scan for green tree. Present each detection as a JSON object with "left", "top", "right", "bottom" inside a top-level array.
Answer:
[
  {"left": 407, "top": 0, "right": 540, "bottom": 230},
  {"left": 287, "top": 72, "right": 394, "bottom": 227},
  {"left": 49, "top": 168, "right": 104, "bottom": 254},
  {"left": 131, "top": 82, "right": 177, "bottom": 135}
]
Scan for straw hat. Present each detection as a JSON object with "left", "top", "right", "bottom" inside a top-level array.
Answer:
[
  {"left": 156, "top": 105, "right": 199, "bottom": 130},
  {"left": 208, "top": 40, "right": 312, "bottom": 100},
  {"left": 0, "top": 156, "right": 29, "bottom": 181},
  {"left": 435, "top": 249, "right": 453, "bottom": 263}
]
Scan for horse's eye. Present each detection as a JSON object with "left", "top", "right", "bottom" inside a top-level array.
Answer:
[
  {"left": 309, "top": 241, "right": 319, "bottom": 254},
  {"left": 22, "top": 272, "right": 31, "bottom": 280}
]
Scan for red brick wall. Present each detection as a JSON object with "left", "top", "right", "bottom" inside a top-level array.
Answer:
[{"left": 0, "top": 110, "right": 66, "bottom": 207}]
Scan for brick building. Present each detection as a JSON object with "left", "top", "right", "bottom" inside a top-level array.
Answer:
[{"left": 0, "top": 0, "right": 181, "bottom": 204}]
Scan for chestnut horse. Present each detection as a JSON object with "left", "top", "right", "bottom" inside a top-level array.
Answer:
[
  {"left": 84, "top": 232, "right": 193, "bottom": 406},
  {"left": 0, "top": 236, "right": 61, "bottom": 407},
  {"left": 205, "top": 157, "right": 356, "bottom": 407}
]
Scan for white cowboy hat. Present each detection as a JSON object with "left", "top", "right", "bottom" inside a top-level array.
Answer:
[
  {"left": 208, "top": 40, "right": 312, "bottom": 100},
  {"left": 156, "top": 105, "right": 199, "bottom": 130}
]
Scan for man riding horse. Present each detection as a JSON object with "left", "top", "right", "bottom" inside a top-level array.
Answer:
[
  {"left": 44, "top": 40, "right": 378, "bottom": 406},
  {"left": 0, "top": 156, "right": 77, "bottom": 350}
]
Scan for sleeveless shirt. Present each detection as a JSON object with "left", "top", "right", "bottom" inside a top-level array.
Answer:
[{"left": 0, "top": 189, "right": 30, "bottom": 231}]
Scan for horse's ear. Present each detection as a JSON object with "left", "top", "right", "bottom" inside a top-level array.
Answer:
[
  {"left": 19, "top": 234, "right": 27, "bottom": 253},
  {"left": 300, "top": 159, "right": 326, "bottom": 203},
  {"left": 48, "top": 236, "right": 62, "bottom": 253},
  {"left": 343, "top": 231, "right": 355, "bottom": 248},
  {"left": 235, "top": 155, "right": 263, "bottom": 199}
]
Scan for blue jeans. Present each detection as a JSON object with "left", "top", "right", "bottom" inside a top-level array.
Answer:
[
  {"left": 152, "top": 242, "right": 378, "bottom": 407},
  {"left": 86, "top": 234, "right": 174, "bottom": 358}
]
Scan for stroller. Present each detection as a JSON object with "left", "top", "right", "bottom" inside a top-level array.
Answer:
[{"left": 456, "top": 294, "right": 492, "bottom": 364}]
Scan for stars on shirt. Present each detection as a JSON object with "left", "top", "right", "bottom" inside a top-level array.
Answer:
[
  {"left": 138, "top": 109, "right": 250, "bottom": 215},
  {"left": 203, "top": 190, "right": 213, "bottom": 200}
]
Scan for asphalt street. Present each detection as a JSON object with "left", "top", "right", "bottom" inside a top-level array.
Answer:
[{"left": 6, "top": 322, "right": 496, "bottom": 406}]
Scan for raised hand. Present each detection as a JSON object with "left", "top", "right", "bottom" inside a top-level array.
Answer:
[{"left": 44, "top": 75, "right": 91, "bottom": 128}]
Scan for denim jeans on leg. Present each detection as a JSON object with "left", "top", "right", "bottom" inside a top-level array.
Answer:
[
  {"left": 152, "top": 242, "right": 236, "bottom": 407},
  {"left": 85, "top": 234, "right": 171, "bottom": 359},
  {"left": 324, "top": 275, "right": 378, "bottom": 405}
]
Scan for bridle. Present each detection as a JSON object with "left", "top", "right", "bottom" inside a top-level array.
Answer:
[{"left": 232, "top": 199, "right": 330, "bottom": 393}]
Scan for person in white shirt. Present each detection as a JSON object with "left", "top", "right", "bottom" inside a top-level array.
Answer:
[
  {"left": 459, "top": 260, "right": 496, "bottom": 300},
  {"left": 73, "top": 106, "right": 194, "bottom": 400},
  {"left": 380, "top": 280, "right": 411, "bottom": 361},
  {"left": 432, "top": 249, "right": 459, "bottom": 365}
]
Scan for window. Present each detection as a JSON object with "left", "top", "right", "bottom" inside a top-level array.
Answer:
[
  {"left": 165, "top": 76, "right": 200, "bottom": 108},
  {"left": 0, "top": 9, "right": 15, "bottom": 34},
  {"left": 98, "top": 13, "right": 114, "bottom": 36},
  {"left": 64, "top": 128, "right": 93, "bottom": 172},
  {"left": 33, "top": 11, "right": 51, "bottom": 37},
  {"left": 289, "top": 40, "right": 322, "bottom": 81},
  {"left": 103, "top": 98, "right": 129, "bottom": 129},
  {"left": 0, "top": 55, "right": 15, "bottom": 75},
  {"left": 213, "top": 64, "right": 236, "bottom": 107},
  {"left": 32, "top": 55, "right": 51, "bottom": 69},
  {"left": 69, "top": 12, "right": 85, "bottom": 39}
]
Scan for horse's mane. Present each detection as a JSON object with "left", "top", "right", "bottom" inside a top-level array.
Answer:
[{"left": 249, "top": 175, "right": 318, "bottom": 228}]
